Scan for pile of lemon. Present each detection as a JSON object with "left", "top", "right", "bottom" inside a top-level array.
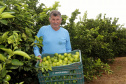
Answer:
[{"left": 39, "top": 51, "right": 80, "bottom": 67}]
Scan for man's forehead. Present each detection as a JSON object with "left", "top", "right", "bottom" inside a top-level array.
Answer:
[{"left": 50, "top": 15, "right": 61, "bottom": 18}]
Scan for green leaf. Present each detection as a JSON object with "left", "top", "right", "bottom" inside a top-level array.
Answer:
[
  {"left": 25, "top": 27, "right": 32, "bottom": 37},
  {"left": 19, "top": 82, "right": 24, "bottom": 84},
  {"left": 1, "top": 11, "right": 15, "bottom": 15},
  {"left": 0, "top": 48, "right": 13, "bottom": 56},
  {"left": 0, "top": 36, "right": 2, "bottom": 44},
  {"left": 0, "top": 45, "right": 5, "bottom": 48},
  {"left": 22, "top": 33, "right": 27, "bottom": 41},
  {"left": 11, "top": 59, "right": 23, "bottom": 66},
  {"left": 5, "top": 59, "right": 11, "bottom": 64},
  {"left": 0, "top": 6, "right": 6, "bottom": 14},
  {"left": 0, "top": 64, "right": 2, "bottom": 71},
  {"left": 1, "top": 14, "right": 15, "bottom": 18},
  {"left": 1, "top": 67, "right": 6, "bottom": 78},
  {"left": 41, "top": 68, "right": 44, "bottom": 72},
  {"left": 95, "top": 58, "right": 101, "bottom": 66},
  {"left": 0, "top": 20, "right": 8, "bottom": 25},
  {"left": 35, "top": 36, "right": 39, "bottom": 41},
  {"left": 0, "top": 1, "right": 6, "bottom": 6},
  {"left": 7, "top": 35, "right": 14, "bottom": 44},
  {"left": 0, "top": 54, "right": 6, "bottom": 62},
  {"left": 2, "top": 32, "right": 9, "bottom": 42},
  {"left": 6, "top": 65, "right": 18, "bottom": 69},
  {"left": 3, "top": 81, "right": 9, "bottom": 84},
  {"left": 13, "top": 51, "right": 31, "bottom": 59}
]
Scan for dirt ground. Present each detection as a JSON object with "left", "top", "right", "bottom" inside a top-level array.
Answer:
[{"left": 85, "top": 57, "right": 126, "bottom": 84}]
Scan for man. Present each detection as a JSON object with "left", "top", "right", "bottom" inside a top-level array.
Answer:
[{"left": 33, "top": 10, "right": 72, "bottom": 60}]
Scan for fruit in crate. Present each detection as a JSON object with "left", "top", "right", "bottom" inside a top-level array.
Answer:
[
  {"left": 38, "top": 51, "right": 80, "bottom": 72},
  {"left": 39, "top": 51, "right": 80, "bottom": 66}
]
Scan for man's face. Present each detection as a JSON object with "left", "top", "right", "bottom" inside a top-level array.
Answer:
[{"left": 49, "top": 15, "right": 62, "bottom": 30}]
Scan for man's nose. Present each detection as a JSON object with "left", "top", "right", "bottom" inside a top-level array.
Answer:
[{"left": 54, "top": 20, "right": 57, "bottom": 23}]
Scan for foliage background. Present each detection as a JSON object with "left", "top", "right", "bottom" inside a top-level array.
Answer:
[{"left": 0, "top": 0, "right": 126, "bottom": 83}]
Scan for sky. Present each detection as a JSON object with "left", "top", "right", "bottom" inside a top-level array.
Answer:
[{"left": 39, "top": 0, "right": 126, "bottom": 27}]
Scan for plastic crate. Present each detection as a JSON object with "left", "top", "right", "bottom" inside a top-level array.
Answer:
[{"left": 36, "top": 50, "right": 84, "bottom": 84}]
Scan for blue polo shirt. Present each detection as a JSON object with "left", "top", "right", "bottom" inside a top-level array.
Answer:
[{"left": 33, "top": 25, "right": 72, "bottom": 56}]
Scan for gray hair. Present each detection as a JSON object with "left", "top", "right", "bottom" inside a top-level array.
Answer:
[{"left": 49, "top": 10, "right": 61, "bottom": 17}]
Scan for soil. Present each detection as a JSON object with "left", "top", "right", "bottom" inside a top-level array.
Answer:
[{"left": 85, "top": 57, "right": 126, "bottom": 84}]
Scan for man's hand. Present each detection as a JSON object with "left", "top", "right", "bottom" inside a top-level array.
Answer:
[{"left": 38, "top": 55, "right": 42, "bottom": 63}]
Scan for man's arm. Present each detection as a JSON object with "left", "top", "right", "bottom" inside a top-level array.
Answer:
[
  {"left": 66, "top": 32, "right": 72, "bottom": 52},
  {"left": 33, "top": 45, "right": 41, "bottom": 56},
  {"left": 33, "top": 27, "right": 43, "bottom": 56}
]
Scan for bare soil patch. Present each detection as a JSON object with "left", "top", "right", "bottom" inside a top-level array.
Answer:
[{"left": 85, "top": 57, "right": 126, "bottom": 84}]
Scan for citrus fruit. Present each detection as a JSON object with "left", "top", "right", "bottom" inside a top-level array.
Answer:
[
  {"left": 64, "top": 57, "right": 68, "bottom": 61},
  {"left": 64, "top": 53, "right": 67, "bottom": 57},
  {"left": 43, "top": 57, "right": 47, "bottom": 61},
  {"left": 4, "top": 75, "right": 11, "bottom": 81},
  {"left": 47, "top": 56, "right": 50, "bottom": 60}
]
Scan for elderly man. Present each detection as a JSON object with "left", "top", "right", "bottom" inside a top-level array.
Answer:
[{"left": 33, "top": 10, "right": 72, "bottom": 60}]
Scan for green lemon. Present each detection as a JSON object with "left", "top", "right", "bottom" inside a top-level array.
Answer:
[
  {"left": 58, "top": 54, "right": 62, "bottom": 58},
  {"left": 70, "top": 58, "right": 74, "bottom": 62},
  {"left": 47, "top": 56, "right": 51, "bottom": 60},
  {"left": 54, "top": 58, "right": 58, "bottom": 62},
  {"left": 52, "top": 62, "right": 57, "bottom": 66},
  {"left": 76, "top": 51, "right": 79, "bottom": 55},
  {"left": 64, "top": 53, "right": 68, "bottom": 57},
  {"left": 4, "top": 75, "right": 11, "bottom": 81},
  {"left": 64, "top": 57, "right": 68, "bottom": 61},
  {"left": 60, "top": 55, "right": 64, "bottom": 60},
  {"left": 43, "top": 57, "right": 47, "bottom": 61},
  {"left": 54, "top": 53, "right": 58, "bottom": 56},
  {"left": 74, "top": 55, "right": 79, "bottom": 59},
  {"left": 56, "top": 62, "right": 60, "bottom": 66}
]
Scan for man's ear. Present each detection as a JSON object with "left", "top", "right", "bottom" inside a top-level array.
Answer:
[
  {"left": 60, "top": 18, "right": 62, "bottom": 21},
  {"left": 49, "top": 17, "right": 51, "bottom": 22}
]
